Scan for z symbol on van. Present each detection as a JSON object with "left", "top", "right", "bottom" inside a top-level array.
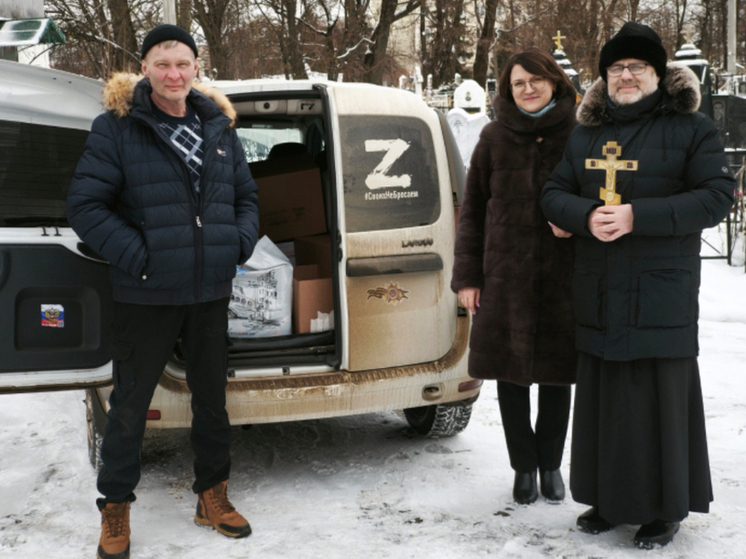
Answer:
[{"left": 364, "top": 139, "right": 412, "bottom": 189}]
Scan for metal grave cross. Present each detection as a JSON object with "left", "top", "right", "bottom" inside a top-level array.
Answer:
[
  {"left": 553, "top": 30, "right": 566, "bottom": 51},
  {"left": 585, "top": 141, "right": 638, "bottom": 205}
]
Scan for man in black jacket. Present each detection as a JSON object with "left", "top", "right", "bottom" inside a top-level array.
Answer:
[
  {"left": 541, "top": 22, "right": 734, "bottom": 549},
  {"left": 67, "top": 25, "right": 259, "bottom": 559}
]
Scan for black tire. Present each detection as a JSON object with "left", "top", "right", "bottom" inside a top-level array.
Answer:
[
  {"left": 403, "top": 400, "right": 474, "bottom": 437},
  {"left": 85, "top": 389, "right": 106, "bottom": 471}
]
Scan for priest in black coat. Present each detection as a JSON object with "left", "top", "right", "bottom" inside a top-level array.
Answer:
[{"left": 540, "top": 22, "right": 735, "bottom": 548}]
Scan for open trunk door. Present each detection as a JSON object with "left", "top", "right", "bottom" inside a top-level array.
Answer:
[{"left": 0, "top": 60, "right": 112, "bottom": 393}]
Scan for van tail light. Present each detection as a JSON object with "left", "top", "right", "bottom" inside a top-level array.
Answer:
[
  {"left": 458, "top": 379, "right": 483, "bottom": 392},
  {"left": 146, "top": 410, "right": 161, "bottom": 420}
]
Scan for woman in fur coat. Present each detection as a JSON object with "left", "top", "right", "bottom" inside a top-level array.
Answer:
[{"left": 451, "top": 48, "right": 578, "bottom": 505}]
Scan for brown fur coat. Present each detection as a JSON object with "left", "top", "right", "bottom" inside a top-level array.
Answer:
[{"left": 452, "top": 88, "right": 578, "bottom": 385}]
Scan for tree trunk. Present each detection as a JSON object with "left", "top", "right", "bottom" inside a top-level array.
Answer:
[
  {"left": 106, "top": 0, "right": 139, "bottom": 72},
  {"left": 473, "top": 0, "right": 499, "bottom": 87},
  {"left": 286, "top": 0, "right": 309, "bottom": 79},
  {"left": 363, "top": 0, "right": 397, "bottom": 84},
  {"left": 194, "top": 0, "right": 233, "bottom": 79},
  {"left": 178, "top": 0, "right": 193, "bottom": 31}
]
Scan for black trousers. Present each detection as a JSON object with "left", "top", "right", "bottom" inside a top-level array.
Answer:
[
  {"left": 97, "top": 298, "right": 232, "bottom": 504},
  {"left": 497, "top": 380, "right": 571, "bottom": 473}
]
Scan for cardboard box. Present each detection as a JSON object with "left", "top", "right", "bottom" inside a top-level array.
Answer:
[
  {"left": 250, "top": 156, "right": 327, "bottom": 242},
  {"left": 294, "top": 234, "right": 332, "bottom": 278},
  {"left": 293, "top": 264, "right": 333, "bottom": 334}
]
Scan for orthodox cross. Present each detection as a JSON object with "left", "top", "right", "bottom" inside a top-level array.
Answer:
[
  {"left": 553, "top": 30, "right": 566, "bottom": 51},
  {"left": 585, "top": 141, "right": 638, "bottom": 205}
]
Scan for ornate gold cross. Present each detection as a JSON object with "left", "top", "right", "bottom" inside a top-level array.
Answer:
[
  {"left": 553, "top": 30, "right": 566, "bottom": 51},
  {"left": 585, "top": 141, "right": 638, "bottom": 205}
]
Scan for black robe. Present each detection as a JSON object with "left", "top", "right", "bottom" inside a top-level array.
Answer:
[{"left": 570, "top": 354, "right": 712, "bottom": 524}]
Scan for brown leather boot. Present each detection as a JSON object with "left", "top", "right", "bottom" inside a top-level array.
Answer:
[
  {"left": 195, "top": 481, "right": 252, "bottom": 538},
  {"left": 97, "top": 502, "right": 130, "bottom": 559}
]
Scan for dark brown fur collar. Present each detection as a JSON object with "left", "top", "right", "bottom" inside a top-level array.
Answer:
[{"left": 495, "top": 88, "right": 578, "bottom": 136}]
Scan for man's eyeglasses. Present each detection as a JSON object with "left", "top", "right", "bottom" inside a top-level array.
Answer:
[
  {"left": 510, "top": 76, "right": 547, "bottom": 92},
  {"left": 607, "top": 62, "right": 650, "bottom": 77}
]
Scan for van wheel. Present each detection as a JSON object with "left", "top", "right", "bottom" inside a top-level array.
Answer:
[
  {"left": 403, "top": 401, "right": 473, "bottom": 437},
  {"left": 85, "top": 389, "right": 106, "bottom": 471}
]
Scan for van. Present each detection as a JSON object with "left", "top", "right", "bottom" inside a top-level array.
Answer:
[{"left": 0, "top": 60, "right": 480, "bottom": 468}]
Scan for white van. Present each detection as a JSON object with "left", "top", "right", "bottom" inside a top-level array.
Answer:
[{"left": 0, "top": 60, "right": 480, "bottom": 468}]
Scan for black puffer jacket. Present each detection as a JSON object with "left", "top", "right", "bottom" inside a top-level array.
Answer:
[
  {"left": 68, "top": 75, "right": 259, "bottom": 305},
  {"left": 541, "top": 63, "right": 734, "bottom": 361}
]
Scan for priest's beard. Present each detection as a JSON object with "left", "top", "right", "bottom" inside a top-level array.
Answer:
[{"left": 610, "top": 79, "right": 659, "bottom": 106}]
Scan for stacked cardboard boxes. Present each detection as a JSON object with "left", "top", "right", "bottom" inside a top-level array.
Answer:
[{"left": 248, "top": 156, "right": 334, "bottom": 335}]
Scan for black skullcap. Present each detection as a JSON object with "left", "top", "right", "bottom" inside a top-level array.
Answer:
[
  {"left": 598, "top": 22, "right": 667, "bottom": 82},
  {"left": 141, "top": 24, "right": 198, "bottom": 60}
]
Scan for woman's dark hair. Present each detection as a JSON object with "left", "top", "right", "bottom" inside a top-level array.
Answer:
[{"left": 498, "top": 47, "right": 576, "bottom": 104}]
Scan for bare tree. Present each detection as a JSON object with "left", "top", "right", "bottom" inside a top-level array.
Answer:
[
  {"left": 245, "top": 0, "right": 310, "bottom": 79},
  {"left": 106, "top": 0, "right": 139, "bottom": 71},
  {"left": 363, "top": 0, "right": 421, "bottom": 84},
  {"left": 472, "top": 0, "right": 500, "bottom": 87},
  {"left": 39, "top": 0, "right": 746, "bottom": 90},
  {"left": 193, "top": 0, "right": 240, "bottom": 79},
  {"left": 299, "top": 0, "right": 372, "bottom": 81},
  {"left": 46, "top": 0, "right": 147, "bottom": 77},
  {"left": 222, "top": 17, "right": 286, "bottom": 77},
  {"left": 178, "top": 0, "right": 193, "bottom": 29}
]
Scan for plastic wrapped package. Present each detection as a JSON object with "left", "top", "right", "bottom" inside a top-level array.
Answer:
[{"left": 228, "top": 236, "right": 293, "bottom": 337}]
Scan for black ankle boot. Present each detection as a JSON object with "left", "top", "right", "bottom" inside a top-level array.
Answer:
[
  {"left": 539, "top": 469, "right": 565, "bottom": 502},
  {"left": 633, "top": 520, "right": 680, "bottom": 548},
  {"left": 576, "top": 507, "right": 615, "bottom": 534},
  {"left": 512, "top": 471, "right": 538, "bottom": 505}
]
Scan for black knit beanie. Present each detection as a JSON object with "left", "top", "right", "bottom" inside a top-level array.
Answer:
[
  {"left": 141, "top": 24, "right": 198, "bottom": 60},
  {"left": 598, "top": 22, "right": 667, "bottom": 81}
]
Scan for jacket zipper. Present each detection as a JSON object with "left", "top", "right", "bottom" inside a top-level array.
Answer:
[
  {"left": 193, "top": 130, "right": 221, "bottom": 302},
  {"left": 140, "top": 114, "right": 205, "bottom": 302}
]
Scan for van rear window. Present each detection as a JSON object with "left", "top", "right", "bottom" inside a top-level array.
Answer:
[
  {"left": 0, "top": 120, "right": 88, "bottom": 227},
  {"left": 339, "top": 116, "right": 441, "bottom": 232}
]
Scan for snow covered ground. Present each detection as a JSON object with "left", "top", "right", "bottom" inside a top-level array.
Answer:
[{"left": 1, "top": 228, "right": 745, "bottom": 559}]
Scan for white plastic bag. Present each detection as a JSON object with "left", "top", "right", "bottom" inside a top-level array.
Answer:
[{"left": 228, "top": 236, "right": 293, "bottom": 338}]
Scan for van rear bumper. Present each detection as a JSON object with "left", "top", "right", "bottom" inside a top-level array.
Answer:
[{"left": 134, "top": 315, "right": 475, "bottom": 428}]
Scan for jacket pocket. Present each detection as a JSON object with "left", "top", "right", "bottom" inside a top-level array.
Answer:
[
  {"left": 572, "top": 270, "right": 605, "bottom": 329},
  {"left": 636, "top": 269, "right": 693, "bottom": 328}
]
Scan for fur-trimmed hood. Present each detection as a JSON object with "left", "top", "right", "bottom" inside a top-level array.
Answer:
[
  {"left": 577, "top": 62, "right": 701, "bottom": 127},
  {"left": 102, "top": 72, "right": 237, "bottom": 125}
]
